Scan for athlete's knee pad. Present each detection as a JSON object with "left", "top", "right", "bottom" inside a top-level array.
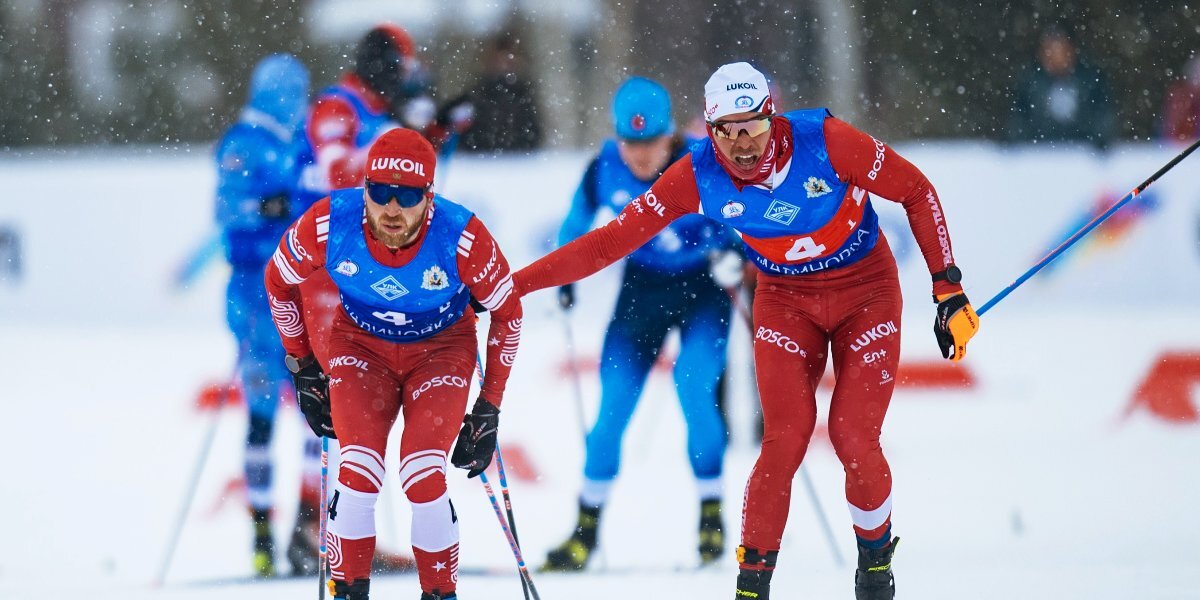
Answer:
[
  {"left": 398, "top": 449, "right": 448, "bottom": 504},
  {"left": 327, "top": 482, "right": 378, "bottom": 541},
  {"left": 410, "top": 491, "right": 460, "bottom": 552}
]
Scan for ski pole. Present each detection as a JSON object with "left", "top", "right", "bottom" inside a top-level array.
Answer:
[
  {"left": 472, "top": 353, "right": 531, "bottom": 600},
  {"left": 799, "top": 465, "right": 845, "bottom": 567},
  {"left": 977, "top": 138, "right": 1200, "bottom": 316},
  {"left": 558, "top": 311, "right": 590, "bottom": 442},
  {"left": 722, "top": 284, "right": 845, "bottom": 567},
  {"left": 318, "top": 435, "right": 329, "bottom": 600},
  {"left": 479, "top": 470, "right": 542, "bottom": 600},
  {"left": 495, "top": 447, "right": 532, "bottom": 600},
  {"left": 154, "top": 380, "right": 230, "bottom": 586}
]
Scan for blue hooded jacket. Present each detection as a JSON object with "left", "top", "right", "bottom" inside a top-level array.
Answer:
[{"left": 214, "top": 54, "right": 311, "bottom": 266}]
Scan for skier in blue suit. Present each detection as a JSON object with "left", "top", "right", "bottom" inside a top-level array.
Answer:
[
  {"left": 213, "top": 53, "right": 320, "bottom": 577},
  {"left": 543, "top": 77, "right": 742, "bottom": 571}
]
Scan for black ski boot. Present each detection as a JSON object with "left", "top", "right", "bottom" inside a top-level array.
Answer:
[
  {"left": 287, "top": 500, "right": 321, "bottom": 576},
  {"left": 251, "top": 509, "right": 276, "bottom": 577},
  {"left": 699, "top": 499, "right": 725, "bottom": 565},
  {"left": 854, "top": 537, "right": 899, "bottom": 600},
  {"left": 541, "top": 502, "right": 601, "bottom": 572},
  {"left": 419, "top": 590, "right": 457, "bottom": 600},
  {"left": 329, "top": 578, "right": 370, "bottom": 599},
  {"left": 734, "top": 546, "right": 777, "bottom": 599}
]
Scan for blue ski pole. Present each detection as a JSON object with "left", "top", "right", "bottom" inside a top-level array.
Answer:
[
  {"left": 319, "top": 436, "right": 329, "bottom": 599},
  {"left": 977, "top": 139, "right": 1200, "bottom": 316},
  {"left": 474, "top": 353, "right": 532, "bottom": 599}
]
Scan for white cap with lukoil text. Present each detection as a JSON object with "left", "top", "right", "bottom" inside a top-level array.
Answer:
[{"left": 703, "top": 62, "right": 774, "bottom": 122}]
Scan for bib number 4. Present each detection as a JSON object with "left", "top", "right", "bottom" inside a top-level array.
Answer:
[
  {"left": 784, "top": 236, "right": 826, "bottom": 261},
  {"left": 373, "top": 310, "right": 413, "bottom": 326}
]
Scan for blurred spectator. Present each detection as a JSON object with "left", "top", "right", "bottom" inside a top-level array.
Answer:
[
  {"left": 1009, "top": 26, "right": 1115, "bottom": 149},
  {"left": 460, "top": 34, "right": 542, "bottom": 152},
  {"left": 1161, "top": 56, "right": 1200, "bottom": 143}
]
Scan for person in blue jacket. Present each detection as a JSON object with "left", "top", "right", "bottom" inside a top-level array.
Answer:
[
  {"left": 214, "top": 53, "right": 320, "bottom": 577},
  {"left": 543, "top": 77, "right": 742, "bottom": 571}
]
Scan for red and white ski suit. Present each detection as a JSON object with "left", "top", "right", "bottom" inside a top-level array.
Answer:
[
  {"left": 267, "top": 197, "right": 522, "bottom": 595},
  {"left": 515, "top": 116, "right": 962, "bottom": 557}
]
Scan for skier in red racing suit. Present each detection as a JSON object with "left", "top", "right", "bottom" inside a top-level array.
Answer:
[
  {"left": 513, "top": 62, "right": 979, "bottom": 600},
  {"left": 267, "top": 128, "right": 521, "bottom": 600}
]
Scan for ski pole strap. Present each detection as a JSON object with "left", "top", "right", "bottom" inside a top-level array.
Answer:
[{"left": 736, "top": 545, "right": 779, "bottom": 571}]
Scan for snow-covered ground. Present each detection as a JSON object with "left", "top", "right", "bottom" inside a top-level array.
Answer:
[{"left": 2, "top": 146, "right": 1198, "bottom": 599}]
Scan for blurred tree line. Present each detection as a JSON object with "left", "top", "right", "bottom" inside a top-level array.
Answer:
[{"left": 1, "top": 0, "right": 1196, "bottom": 149}]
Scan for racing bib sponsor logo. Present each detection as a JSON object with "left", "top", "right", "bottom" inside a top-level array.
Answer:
[
  {"left": 335, "top": 259, "right": 359, "bottom": 276},
  {"left": 863, "top": 349, "right": 888, "bottom": 365},
  {"left": 328, "top": 355, "right": 369, "bottom": 371},
  {"left": 850, "top": 321, "right": 898, "bottom": 352},
  {"left": 411, "top": 375, "right": 469, "bottom": 401},
  {"left": 421, "top": 265, "right": 450, "bottom": 291},
  {"left": 803, "top": 176, "right": 832, "bottom": 198},
  {"left": 287, "top": 226, "right": 312, "bottom": 263},
  {"left": 755, "top": 326, "right": 807, "bottom": 356},
  {"left": 764, "top": 199, "right": 800, "bottom": 225},
  {"left": 634, "top": 190, "right": 666, "bottom": 217},
  {"left": 926, "top": 189, "right": 953, "bottom": 266},
  {"left": 371, "top": 275, "right": 409, "bottom": 301},
  {"left": 471, "top": 246, "right": 499, "bottom": 284},
  {"left": 369, "top": 157, "right": 426, "bottom": 176},
  {"left": 721, "top": 200, "right": 745, "bottom": 219},
  {"left": 867, "top": 137, "right": 886, "bottom": 181}
]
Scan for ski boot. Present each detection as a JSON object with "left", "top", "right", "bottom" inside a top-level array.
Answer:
[
  {"left": 287, "top": 501, "right": 321, "bottom": 576},
  {"left": 329, "top": 578, "right": 370, "bottom": 599},
  {"left": 854, "top": 537, "right": 899, "bottom": 600},
  {"left": 734, "top": 545, "right": 777, "bottom": 599},
  {"left": 419, "top": 590, "right": 457, "bottom": 600},
  {"left": 541, "top": 502, "right": 601, "bottom": 572},
  {"left": 251, "top": 509, "right": 276, "bottom": 577},
  {"left": 699, "top": 499, "right": 725, "bottom": 565}
]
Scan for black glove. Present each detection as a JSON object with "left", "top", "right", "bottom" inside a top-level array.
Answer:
[
  {"left": 451, "top": 397, "right": 499, "bottom": 478},
  {"left": 558, "top": 284, "right": 575, "bottom": 311},
  {"left": 288, "top": 355, "right": 335, "bottom": 439},
  {"left": 259, "top": 193, "right": 289, "bottom": 220}
]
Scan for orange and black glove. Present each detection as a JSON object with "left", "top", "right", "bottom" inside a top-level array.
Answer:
[{"left": 933, "top": 292, "right": 979, "bottom": 361}]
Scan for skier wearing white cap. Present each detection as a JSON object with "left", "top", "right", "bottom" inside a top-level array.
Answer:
[{"left": 514, "top": 61, "right": 979, "bottom": 599}]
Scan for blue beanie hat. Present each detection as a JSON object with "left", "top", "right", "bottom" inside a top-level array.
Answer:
[
  {"left": 612, "top": 77, "right": 674, "bottom": 140},
  {"left": 248, "top": 53, "right": 310, "bottom": 128}
]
